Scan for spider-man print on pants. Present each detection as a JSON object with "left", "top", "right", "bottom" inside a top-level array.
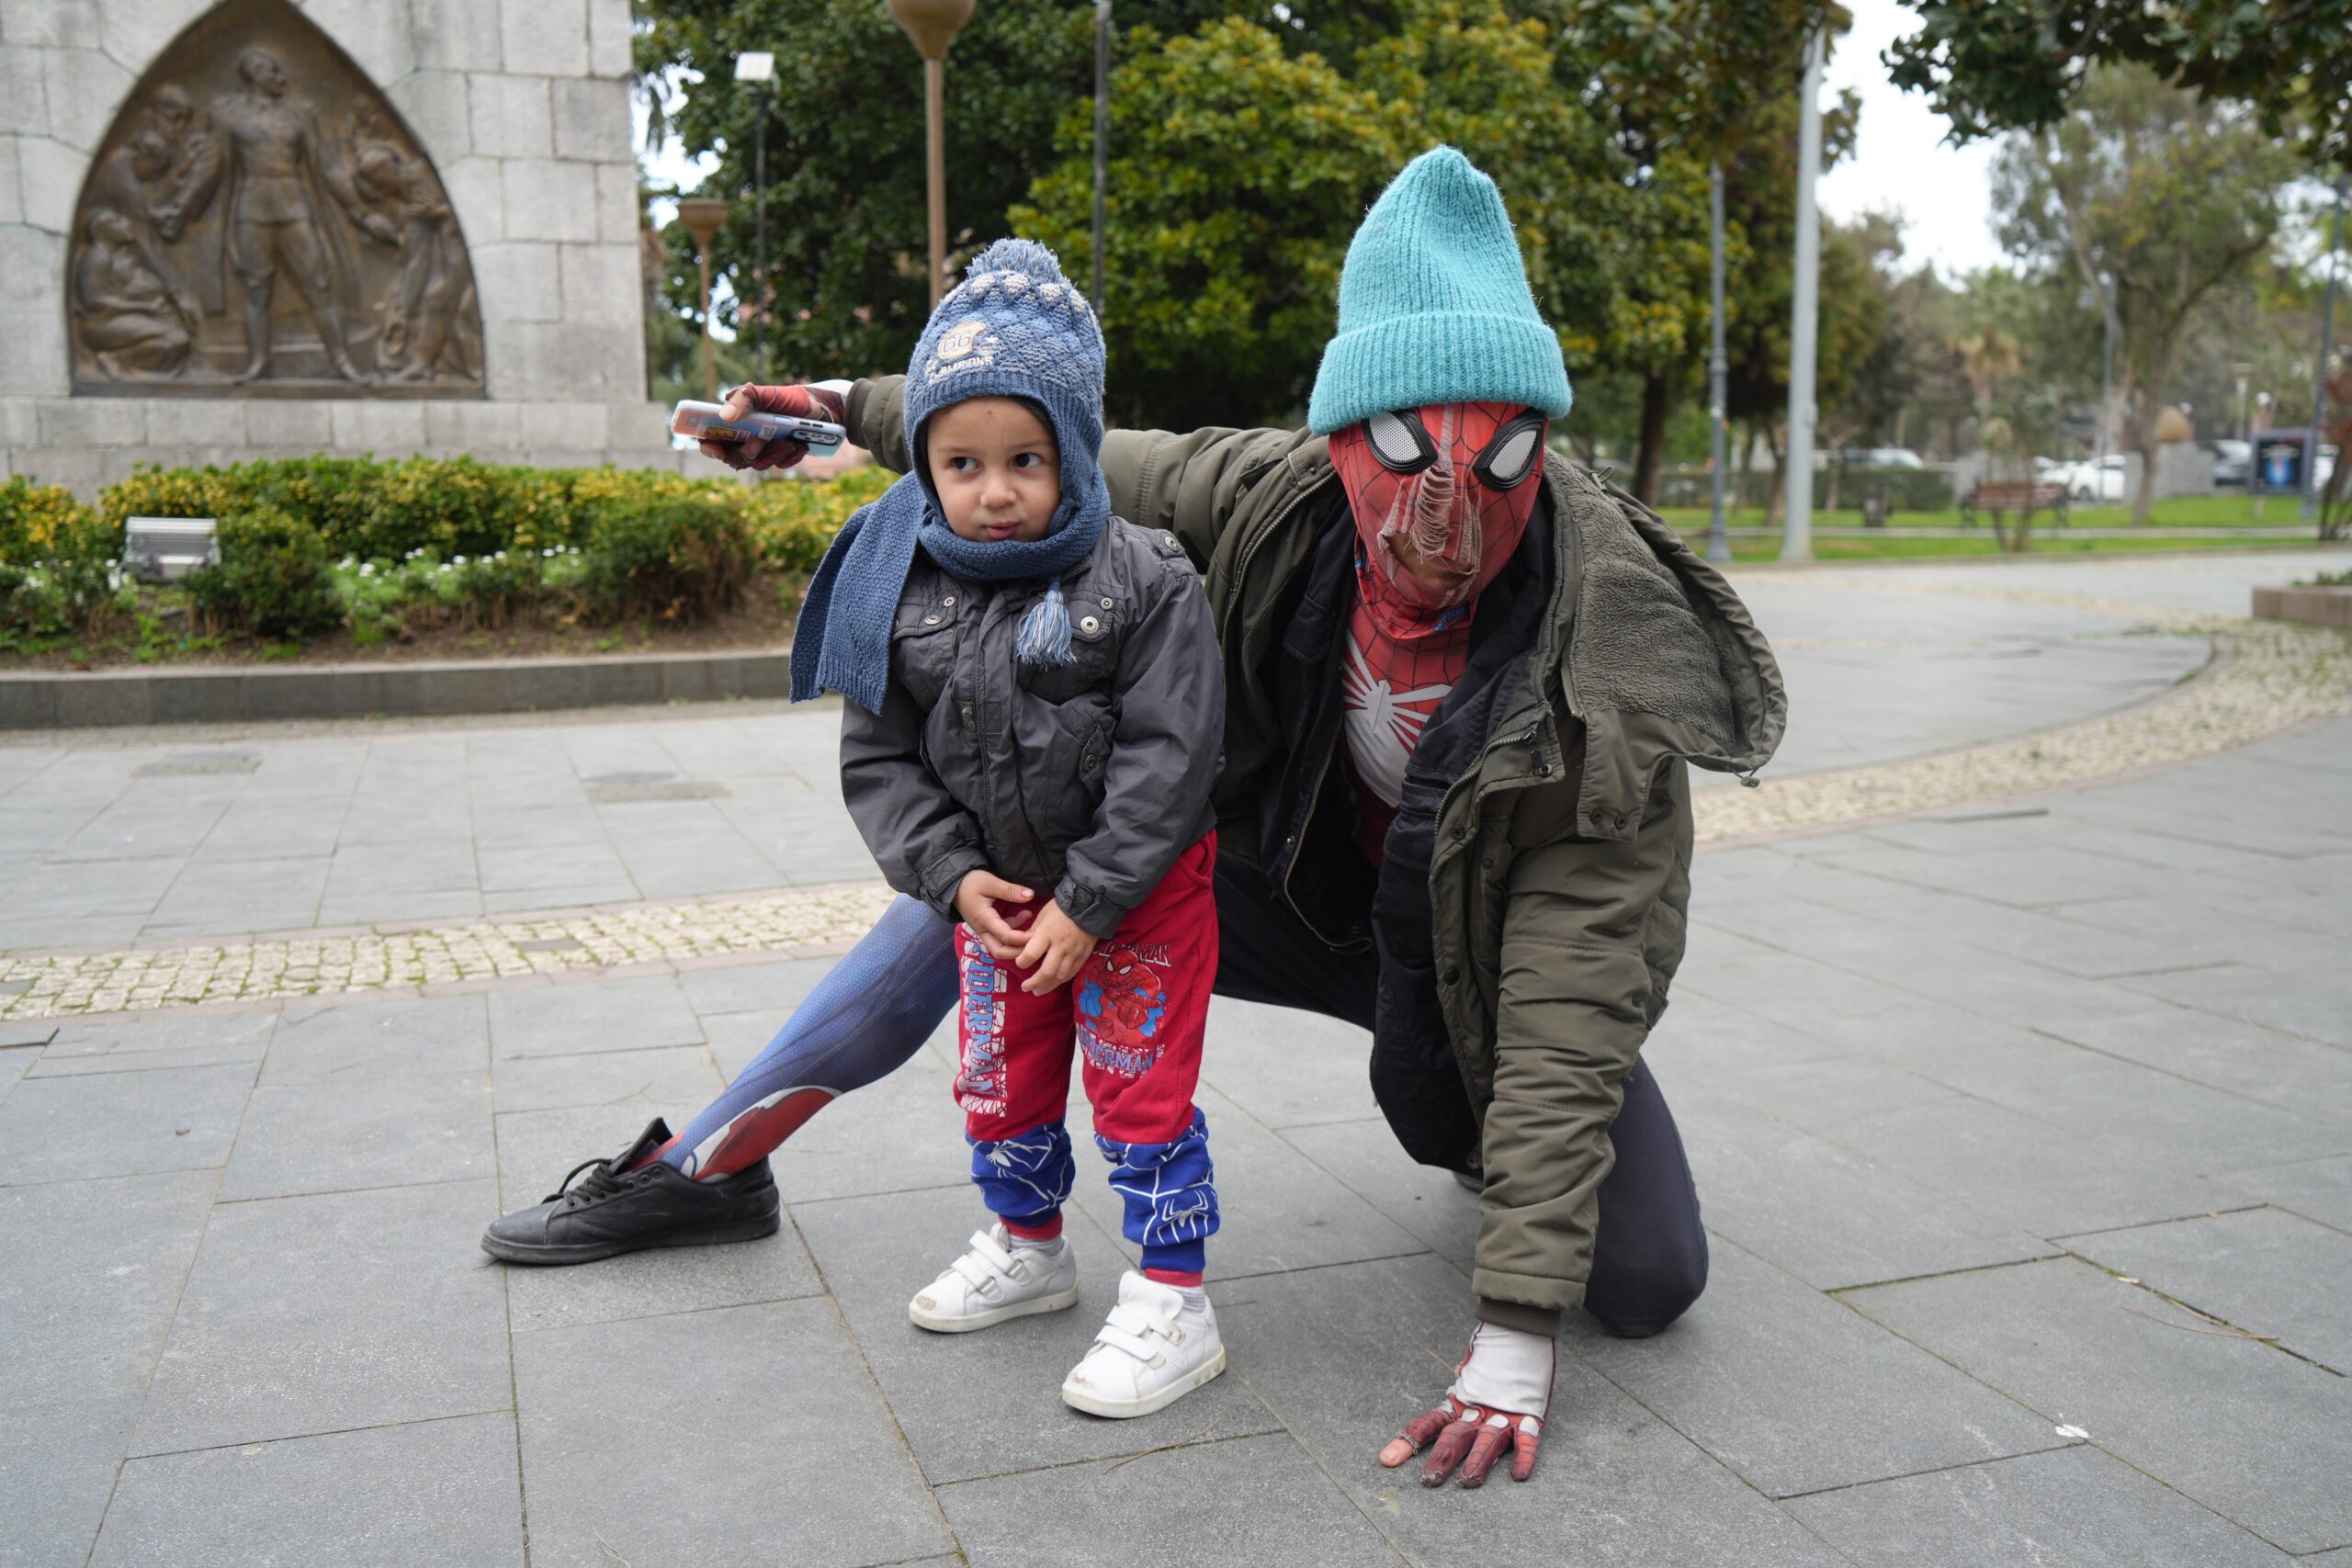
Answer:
[{"left": 961, "top": 833, "right": 1220, "bottom": 1280}]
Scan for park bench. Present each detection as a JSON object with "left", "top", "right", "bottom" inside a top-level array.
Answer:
[{"left": 1961, "top": 480, "right": 2070, "bottom": 530}]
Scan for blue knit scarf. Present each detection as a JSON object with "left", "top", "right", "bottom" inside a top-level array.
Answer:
[{"left": 789, "top": 463, "right": 1110, "bottom": 714}]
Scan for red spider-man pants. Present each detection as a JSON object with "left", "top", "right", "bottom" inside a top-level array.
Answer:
[{"left": 956, "top": 834, "right": 1220, "bottom": 1280}]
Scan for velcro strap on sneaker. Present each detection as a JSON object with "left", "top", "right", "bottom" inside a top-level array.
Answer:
[
  {"left": 1093, "top": 1302, "right": 1177, "bottom": 1362},
  {"left": 948, "top": 1229, "right": 1018, "bottom": 1288}
]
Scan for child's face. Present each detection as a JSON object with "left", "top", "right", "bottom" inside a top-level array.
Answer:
[{"left": 926, "top": 397, "right": 1061, "bottom": 544}]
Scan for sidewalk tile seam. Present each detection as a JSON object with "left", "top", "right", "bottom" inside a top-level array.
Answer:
[
  {"left": 1766, "top": 1438, "right": 2089, "bottom": 1504},
  {"left": 107, "top": 1405, "right": 520, "bottom": 1467}
]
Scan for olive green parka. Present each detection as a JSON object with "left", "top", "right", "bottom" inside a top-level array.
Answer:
[{"left": 844, "top": 378, "right": 1786, "bottom": 1326}]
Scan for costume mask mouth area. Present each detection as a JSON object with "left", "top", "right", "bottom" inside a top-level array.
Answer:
[{"left": 1330, "top": 400, "right": 1546, "bottom": 619}]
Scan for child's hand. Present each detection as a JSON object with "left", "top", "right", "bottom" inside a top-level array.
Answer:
[
  {"left": 1013, "top": 900, "right": 1097, "bottom": 995},
  {"left": 954, "top": 870, "right": 1035, "bottom": 960}
]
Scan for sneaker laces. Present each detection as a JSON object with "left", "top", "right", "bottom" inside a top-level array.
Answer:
[
  {"left": 544, "top": 1156, "right": 637, "bottom": 1208},
  {"left": 945, "top": 1228, "right": 1021, "bottom": 1291},
  {"left": 1092, "top": 1300, "right": 1181, "bottom": 1364}
]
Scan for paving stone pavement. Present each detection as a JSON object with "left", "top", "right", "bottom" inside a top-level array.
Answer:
[{"left": 1, "top": 551, "right": 2348, "bottom": 1566}]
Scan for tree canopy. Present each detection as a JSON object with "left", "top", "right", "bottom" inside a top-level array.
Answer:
[
  {"left": 1885, "top": 0, "right": 2352, "bottom": 173},
  {"left": 1992, "top": 62, "right": 2305, "bottom": 516}
]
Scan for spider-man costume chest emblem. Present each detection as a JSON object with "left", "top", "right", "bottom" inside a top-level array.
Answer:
[{"left": 1077, "top": 943, "right": 1170, "bottom": 1077}]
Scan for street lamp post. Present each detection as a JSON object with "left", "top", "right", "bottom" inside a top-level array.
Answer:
[
  {"left": 736, "top": 52, "right": 776, "bottom": 378},
  {"left": 676, "top": 197, "right": 730, "bottom": 402},
  {"left": 1780, "top": 26, "right": 1825, "bottom": 563},
  {"left": 2306, "top": 171, "right": 2346, "bottom": 521},
  {"left": 887, "top": 0, "right": 978, "bottom": 306},
  {"left": 1707, "top": 160, "right": 1730, "bottom": 565},
  {"left": 1092, "top": 1, "right": 1111, "bottom": 317},
  {"left": 2093, "top": 268, "right": 2117, "bottom": 469}
]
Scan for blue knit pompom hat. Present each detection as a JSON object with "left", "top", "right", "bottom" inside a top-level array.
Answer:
[
  {"left": 903, "top": 238, "right": 1108, "bottom": 668},
  {"left": 1306, "top": 146, "right": 1573, "bottom": 435}
]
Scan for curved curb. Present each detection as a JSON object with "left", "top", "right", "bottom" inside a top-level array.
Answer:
[
  {"left": 0, "top": 649, "right": 793, "bottom": 730},
  {"left": 1693, "top": 584, "right": 2352, "bottom": 845}
]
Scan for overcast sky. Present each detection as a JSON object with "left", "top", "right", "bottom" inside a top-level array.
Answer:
[
  {"left": 1816, "top": 0, "right": 2010, "bottom": 279},
  {"left": 638, "top": 0, "right": 2015, "bottom": 286}
]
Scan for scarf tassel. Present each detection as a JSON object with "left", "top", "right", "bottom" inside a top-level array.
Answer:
[{"left": 1017, "top": 578, "right": 1076, "bottom": 669}]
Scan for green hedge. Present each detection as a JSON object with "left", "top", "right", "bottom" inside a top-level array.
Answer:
[{"left": 0, "top": 458, "right": 894, "bottom": 648}]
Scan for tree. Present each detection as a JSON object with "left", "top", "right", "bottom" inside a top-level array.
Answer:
[
  {"left": 1014, "top": 5, "right": 1642, "bottom": 431},
  {"left": 1885, "top": 0, "right": 2352, "bottom": 174},
  {"left": 635, "top": 2, "right": 1281, "bottom": 384},
  {"left": 1993, "top": 63, "right": 2305, "bottom": 519}
]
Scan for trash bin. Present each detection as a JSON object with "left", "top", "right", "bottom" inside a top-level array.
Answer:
[{"left": 1862, "top": 493, "right": 1889, "bottom": 529}]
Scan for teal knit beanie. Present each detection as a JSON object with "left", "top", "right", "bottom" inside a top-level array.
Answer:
[{"left": 1306, "top": 146, "right": 1573, "bottom": 435}]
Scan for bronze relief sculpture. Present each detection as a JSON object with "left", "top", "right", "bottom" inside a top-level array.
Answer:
[{"left": 68, "top": 0, "right": 484, "bottom": 397}]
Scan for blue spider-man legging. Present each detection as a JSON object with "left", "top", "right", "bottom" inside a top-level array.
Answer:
[{"left": 659, "top": 894, "right": 955, "bottom": 1179}]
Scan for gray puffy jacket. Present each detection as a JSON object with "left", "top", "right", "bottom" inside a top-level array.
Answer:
[{"left": 839, "top": 516, "right": 1224, "bottom": 939}]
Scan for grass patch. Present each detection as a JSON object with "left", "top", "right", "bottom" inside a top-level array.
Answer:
[{"left": 1658, "top": 494, "right": 2315, "bottom": 532}]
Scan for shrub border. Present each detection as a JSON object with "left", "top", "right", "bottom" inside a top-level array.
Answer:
[{"left": 0, "top": 649, "right": 792, "bottom": 730}]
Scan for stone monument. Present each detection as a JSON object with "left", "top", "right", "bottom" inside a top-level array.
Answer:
[{"left": 3, "top": 0, "right": 679, "bottom": 494}]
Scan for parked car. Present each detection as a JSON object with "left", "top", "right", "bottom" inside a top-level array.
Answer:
[
  {"left": 2049, "top": 454, "right": 2129, "bottom": 502},
  {"left": 2205, "top": 439, "right": 2252, "bottom": 487},
  {"left": 1829, "top": 447, "right": 1926, "bottom": 469}
]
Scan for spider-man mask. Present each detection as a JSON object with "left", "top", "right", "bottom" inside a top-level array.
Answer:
[{"left": 1329, "top": 401, "right": 1547, "bottom": 631}]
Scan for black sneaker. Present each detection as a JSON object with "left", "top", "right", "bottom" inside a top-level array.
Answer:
[{"left": 480, "top": 1118, "right": 781, "bottom": 1266}]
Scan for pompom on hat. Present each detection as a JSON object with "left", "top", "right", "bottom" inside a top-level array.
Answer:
[{"left": 1307, "top": 147, "right": 1573, "bottom": 435}]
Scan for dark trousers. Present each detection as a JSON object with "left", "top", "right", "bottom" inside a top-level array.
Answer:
[{"left": 1211, "top": 857, "right": 1708, "bottom": 1337}]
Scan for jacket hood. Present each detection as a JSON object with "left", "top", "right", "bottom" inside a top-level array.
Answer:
[{"left": 1545, "top": 458, "right": 1786, "bottom": 779}]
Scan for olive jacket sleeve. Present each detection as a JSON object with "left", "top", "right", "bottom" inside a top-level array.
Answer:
[{"left": 1470, "top": 781, "right": 1692, "bottom": 1327}]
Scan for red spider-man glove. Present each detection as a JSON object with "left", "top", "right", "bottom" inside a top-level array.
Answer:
[
  {"left": 1377, "top": 1320, "right": 1554, "bottom": 1488},
  {"left": 698, "top": 382, "right": 849, "bottom": 471}
]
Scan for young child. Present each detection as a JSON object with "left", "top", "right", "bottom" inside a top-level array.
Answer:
[{"left": 790, "top": 240, "right": 1227, "bottom": 1418}]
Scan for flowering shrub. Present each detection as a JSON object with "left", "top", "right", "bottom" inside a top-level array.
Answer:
[
  {"left": 1, "top": 477, "right": 130, "bottom": 639},
  {"left": 4, "top": 456, "right": 883, "bottom": 653}
]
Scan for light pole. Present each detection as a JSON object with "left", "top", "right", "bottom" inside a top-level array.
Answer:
[
  {"left": 887, "top": 0, "right": 977, "bottom": 306},
  {"left": 1780, "top": 26, "right": 1824, "bottom": 563},
  {"left": 1092, "top": 0, "right": 1111, "bottom": 317},
  {"left": 2306, "top": 171, "right": 2346, "bottom": 521},
  {"left": 1707, "top": 160, "right": 1730, "bottom": 565},
  {"left": 2093, "top": 267, "right": 2116, "bottom": 469},
  {"left": 735, "top": 51, "right": 776, "bottom": 378},
  {"left": 676, "top": 197, "right": 729, "bottom": 402}
]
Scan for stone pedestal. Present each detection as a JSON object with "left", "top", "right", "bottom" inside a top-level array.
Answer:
[{"left": 0, "top": 0, "right": 682, "bottom": 495}]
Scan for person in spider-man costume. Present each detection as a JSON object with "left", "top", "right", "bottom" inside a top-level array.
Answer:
[{"left": 485, "top": 147, "right": 1785, "bottom": 1495}]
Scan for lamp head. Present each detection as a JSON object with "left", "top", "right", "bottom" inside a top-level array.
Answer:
[
  {"left": 735, "top": 51, "right": 775, "bottom": 85},
  {"left": 676, "top": 197, "right": 730, "bottom": 250},
  {"left": 886, "top": 0, "right": 976, "bottom": 61}
]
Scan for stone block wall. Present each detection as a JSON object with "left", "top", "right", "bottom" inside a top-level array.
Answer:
[{"left": 0, "top": 0, "right": 684, "bottom": 495}]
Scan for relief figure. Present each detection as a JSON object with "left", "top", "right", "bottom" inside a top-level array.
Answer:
[
  {"left": 345, "top": 105, "right": 482, "bottom": 382},
  {"left": 73, "top": 207, "right": 203, "bottom": 377},
  {"left": 208, "top": 46, "right": 391, "bottom": 382}
]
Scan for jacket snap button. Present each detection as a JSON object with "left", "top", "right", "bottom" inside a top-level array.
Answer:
[
  {"left": 1079, "top": 615, "right": 1101, "bottom": 634},
  {"left": 942, "top": 595, "right": 956, "bottom": 608},
  {"left": 1443, "top": 966, "right": 1461, "bottom": 986},
  {"left": 1452, "top": 825, "right": 1465, "bottom": 841},
  {"left": 1100, "top": 597, "right": 1114, "bottom": 609},
  {"left": 1535, "top": 761, "right": 1549, "bottom": 775},
  {"left": 923, "top": 615, "right": 941, "bottom": 626},
  {"left": 1614, "top": 814, "right": 1629, "bottom": 830}
]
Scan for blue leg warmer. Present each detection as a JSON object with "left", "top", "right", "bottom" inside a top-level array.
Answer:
[
  {"left": 1097, "top": 1109, "right": 1218, "bottom": 1277},
  {"left": 968, "top": 1122, "right": 1078, "bottom": 1231}
]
